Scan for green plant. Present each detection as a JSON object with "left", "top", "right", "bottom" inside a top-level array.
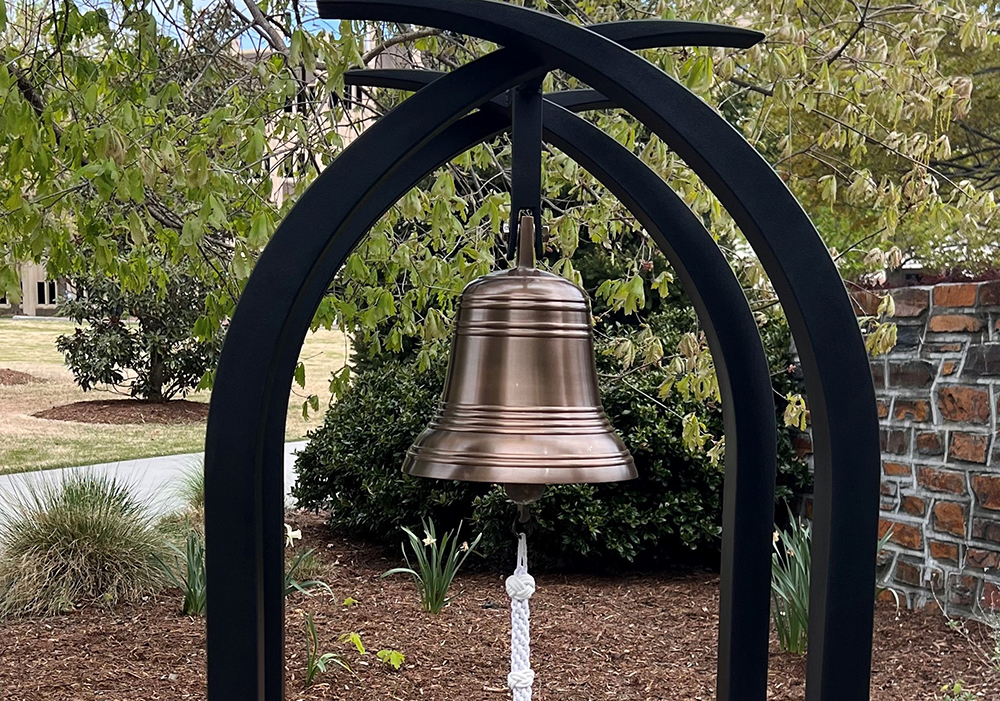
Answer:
[
  {"left": 55, "top": 267, "right": 223, "bottom": 401},
  {"left": 770, "top": 512, "right": 812, "bottom": 655},
  {"left": 174, "top": 460, "right": 205, "bottom": 514},
  {"left": 340, "top": 631, "right": 366, "bottom": 655},
  {"left": 302, "top": 613, "right": 351, "bottom": 687},
  {"left": 155, "top": 521, "right": 207, "bottom": 615},
  {"left": 285, "top": 548, "right": 332, "bottom": 598},
  {"left": 377, "top": 649, "right": 405, "bottom": 670},
  {"left": 942, "top": 608, "right": 1000, "bottom": 683},
  {"left": 383, "top": 519, "right": 482, "bottom": 614},
  {"left": 940, "top": 680, "right": 980, "bottom": 700},
  {"left": 875, "top": 528, "right": 901, "bottom": 611},
  {"left": 0, "top": 472, "right": 169, "bottom": 617}
]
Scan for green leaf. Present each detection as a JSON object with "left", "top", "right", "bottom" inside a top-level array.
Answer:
[
  {"left": 377, "top": 649, "right": 405, "bottom": 670},
  {"left": 83, "top": 83, "right": 99, "bottom": 112},
  {"left": 248, "top": 211, "right": 271, "bottom": 248},
  {"left": 651, "top": 270, "right": 672, "bottom": 298},
  {"left": 683, "top": 55, "right": 713, "bottom": 93},
  {"left": 622, "top": 275, "right": 645, "bottom": 315},
  {"left": 340, "top": 632, "right": 366, "bottom": 656}
]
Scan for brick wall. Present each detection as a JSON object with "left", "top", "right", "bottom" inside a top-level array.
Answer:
[{"left": 867, "top": 281, "right": 1000, "bottom": 613}]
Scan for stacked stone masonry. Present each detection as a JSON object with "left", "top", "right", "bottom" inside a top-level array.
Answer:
[{"left": 861, "top": 281, "right": 1000, "bottom": 614}]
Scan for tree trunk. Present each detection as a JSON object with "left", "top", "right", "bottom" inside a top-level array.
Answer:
[{"left": 147, "top": 349, "right": 165, "bottom": 402}]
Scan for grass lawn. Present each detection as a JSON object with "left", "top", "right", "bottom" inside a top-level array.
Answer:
[{"left": 0, "top": 318, "right": 348, "bottom": 474}]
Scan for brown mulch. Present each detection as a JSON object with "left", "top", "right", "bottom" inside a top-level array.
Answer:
[
  {"left": 1, "top": 514, "right": 996, "bottom": 701},
  {"left": 0, "top": 368, "right": 41, "bottom": 386},
  {"left": 33, "top": 399, "right": 209, "bottom": 425}
]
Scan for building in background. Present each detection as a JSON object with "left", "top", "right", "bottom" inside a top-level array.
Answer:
[{"left": 0, "top": 263, "right": 72, "bottom": 318}]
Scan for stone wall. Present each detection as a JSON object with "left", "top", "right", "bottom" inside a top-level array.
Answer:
[{"left": 867, "top": 281, "right": 1000, "bottom": 613}]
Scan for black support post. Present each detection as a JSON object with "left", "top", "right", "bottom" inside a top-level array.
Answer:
[{"left": 508, "top": 78, "right": 544, "bottom": 259}]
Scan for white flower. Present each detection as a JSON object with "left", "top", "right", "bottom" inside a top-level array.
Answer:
[
  {"left": 284, "top": 523, "right": 302, "bottom": 547},
  {"left": 422, "top": 535, "right": 437, "bottom": 547}
]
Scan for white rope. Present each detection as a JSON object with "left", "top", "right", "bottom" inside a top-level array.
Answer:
[{"left": 506, "top": 533, "right": 535, "bottom": 700}]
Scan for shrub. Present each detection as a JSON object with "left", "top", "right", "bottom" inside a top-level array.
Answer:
[
  {"left": 293, "top": 338, "right": 809, "bottom": 568},
  {"left": 383, "top": 519, "right": 482, "bottom": 613},
  {"left": 56, "top": 267, "right": 223, "bottom": 401},
  {"left": 0, "top": 473, "right": 169, "bottom": 617}
]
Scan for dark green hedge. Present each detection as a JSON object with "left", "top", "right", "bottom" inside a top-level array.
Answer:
[{"left": 292, "top": 340, "right": 809, "bottom": 570}]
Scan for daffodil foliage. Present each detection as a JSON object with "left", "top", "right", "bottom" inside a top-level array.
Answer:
[{"left": 2, "top": 0, "right": 998, "bottom": 452}]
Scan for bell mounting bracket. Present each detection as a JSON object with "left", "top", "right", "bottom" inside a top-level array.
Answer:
[{"left": 508, "top": 77, "right": 545, "bottom": 260}]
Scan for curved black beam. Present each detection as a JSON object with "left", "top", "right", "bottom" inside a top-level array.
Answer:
[
  {"left": 320, "top": 3, "right": 880, "bottom": 700},
  {"left": 206, "top": 49, "right": 544, "bottom": 701},
  {"left": 545, "top": 89, "right": 612, "bottom": 111},
  {"left": 346, "top": 69, "right": 614, "bottom": 112},
  {"left": 542, "top": 104, "right": 777, "bottom": 701}
]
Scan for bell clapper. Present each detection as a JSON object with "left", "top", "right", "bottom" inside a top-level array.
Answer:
[{"left": 505, "top": 483, "right": 546, "bottom": 506}]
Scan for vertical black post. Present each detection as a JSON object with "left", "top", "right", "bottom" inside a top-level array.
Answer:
[{"left": 508, "top": 77, "right": 544, "bottom": 259}]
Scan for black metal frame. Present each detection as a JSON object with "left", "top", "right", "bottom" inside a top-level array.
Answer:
[
  {"left": 204, "top": 5, "right": 880, "bottom": 701},
  {"left": 508, "top": 77, "right": 544, "bottom": 258}
]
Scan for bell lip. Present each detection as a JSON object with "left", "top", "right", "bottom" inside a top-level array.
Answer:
[{"left": 401, "top": 456, "right": 638, "bottom": 484}]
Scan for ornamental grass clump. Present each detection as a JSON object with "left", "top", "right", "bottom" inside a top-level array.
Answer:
[
  {"left": 383, "top": 519, "right": 482, "bottom": 614},
  {"left": 0, "top": 473, "right": 169, "bottom": 617}
]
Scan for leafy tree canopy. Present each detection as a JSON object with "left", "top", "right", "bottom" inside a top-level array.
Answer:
[{"left": 1, "top": 0, "right": 998, "bottom": 442}]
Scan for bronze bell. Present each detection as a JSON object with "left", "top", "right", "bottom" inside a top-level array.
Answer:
[{"left": 403, "top": 216, "right": 636, "bottom": 488}]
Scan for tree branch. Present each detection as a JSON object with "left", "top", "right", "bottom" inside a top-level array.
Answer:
[
  {"left": 241, "top": 0, "right": 287, "bottom": 53},
  {"left": 729, "top": 77, "right": 773, "bottom": 96},
  {"left": 820, "top": 0, "right": 871, "bottom": 65},
  {"left": 363, "top": 28, "right": 441, "bottom": 65}
]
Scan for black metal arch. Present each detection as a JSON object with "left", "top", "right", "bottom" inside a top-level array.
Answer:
[
  {"left": 320, "top": 5, "right": 882, "bottom": 699},
  {"left": 205, "top": 20, "right": 775, "bottom": 701},
  {"left": 204, "top": 7, "right": 880, "bottom": 701}
]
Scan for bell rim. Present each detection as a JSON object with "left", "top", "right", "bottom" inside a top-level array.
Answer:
[{"left": 402, "top": 455, "right": 638, "bottom": 484}]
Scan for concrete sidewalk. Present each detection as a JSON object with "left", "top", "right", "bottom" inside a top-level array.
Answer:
[{"left": 0, "top": 441, "right": 307, "bottom": 516}]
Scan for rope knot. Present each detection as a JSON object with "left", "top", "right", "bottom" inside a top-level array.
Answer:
[
  {"left": 506, "top": 572, "right": 536, "bottom": 601},
  {"left": 507, "top": 668, "right": 535, "bottom": 689}
]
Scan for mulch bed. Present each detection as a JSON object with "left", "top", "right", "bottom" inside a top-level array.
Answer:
[
  {"left": 0, "top": 368, "right": 41, "bottom": 386},
  {"left": 1, "top": 514, "right": 996, "bottom": 700},
  {"left": 33, "top": 399, "right": 209, "bottom": 425}
]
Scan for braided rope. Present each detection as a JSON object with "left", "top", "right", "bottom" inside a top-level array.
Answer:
[{"left": 506, "top": 533, "right": 535, "bottom": 700}]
